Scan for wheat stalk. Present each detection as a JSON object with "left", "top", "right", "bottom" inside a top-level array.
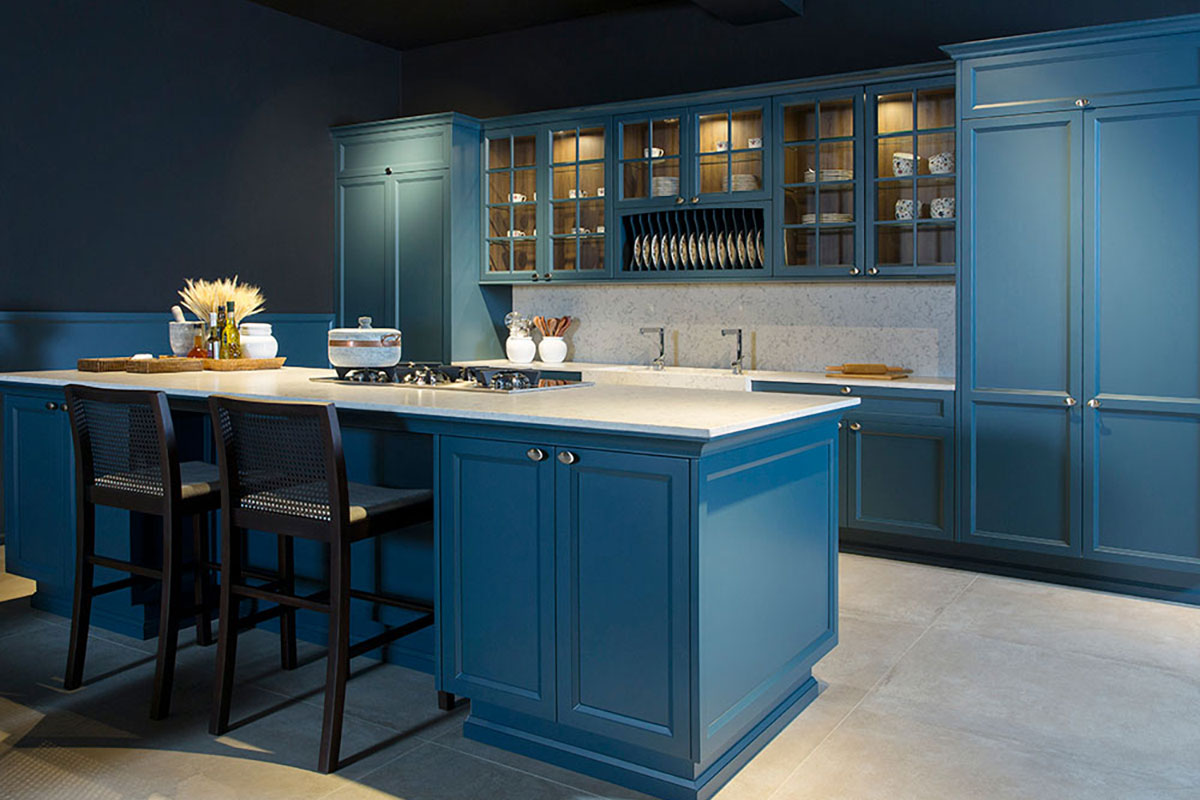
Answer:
[{"left": 178, "top": 276, "right": 265, "bottom": 324}]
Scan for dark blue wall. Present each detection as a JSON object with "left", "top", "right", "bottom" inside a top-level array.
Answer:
[
  {"left": 0, "top": 0, "right": 400, "bottom": 314},
  {"left": 399, "top": 1, "right": 1200, "bottom": 118}
]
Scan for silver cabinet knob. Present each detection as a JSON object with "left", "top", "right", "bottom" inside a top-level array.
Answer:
[
  {"left": 543, "top": 273, "right": 552, "bottom": 282},
  {"left": 1075, "top": 98, "right": 1091, "bottom": 107},
  {"left": 867, "top": 267, "right": 879, "bottom": 276},
  {"left": 531, "top": 273, "right": 539, "bottom": 282},
  {"left": 526, "top": 448, "right": 547, "bottom": 462},
  {"left": 45, "top": 401, "right": 58, "bottom": 411},
  {"left": 849, "top": 267, "right": 861, "bottom": 276},
  {"left": 837, "top": 421, "right": 844, "bottom": 429},
  {"left": 840, "top": 386, "right": 852, "bottom": 395},
  {"left": 557, "top": 451, "right": 579, "bottom": 465},
  {"left": 1087, "top": 398, "right": 1101, "bottom": 408},
  {"left": 1064, "top": 396, "right": 1077, "bottom": 406},
  {"left": 849, "top": 422, "right": 862, "bottom": 432},
  {"left": 691, "top": 196, "right": 699, "bottom": 204},
  {"left": 675, "top": 196, "right": 685, "bottom": 205}
]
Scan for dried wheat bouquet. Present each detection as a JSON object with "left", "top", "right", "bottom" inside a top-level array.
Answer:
[{"left": 178, "top": 276, "right": 265, "bottom": 324}]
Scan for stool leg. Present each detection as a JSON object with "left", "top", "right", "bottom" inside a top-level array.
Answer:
[
  {"left": 192, "top": 512, "right": 213, "bottom": 647},
  {"left": 318, "top": 538, "right": 351, "bottom": 774},
  {"left": 437, "top": 691, "right": 456, "bottom": 711},
  {"left": 278, "top": 535, "right": 297, "bottom": 670},
  {"left": 64, "top": 502, "right": 96, "bottom": 691},
  {"left": 211, "top": 523, "right": 243, "bottom": 736},
  {"left": 151, "top": 513, "right": 184, "bottom": 720}
]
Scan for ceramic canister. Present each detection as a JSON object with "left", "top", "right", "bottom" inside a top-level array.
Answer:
[
  {"left": 538, "top": 336, "right": 567, "bottom": 364},
  {"left": 931, "top": 197, "right": 955, "bottom": 219},
  {"left": 506, "top": 335, "right": 536, "bottom": 364},
  {"left": 895, "top": 198, "right": 918, "bottom": 220}
]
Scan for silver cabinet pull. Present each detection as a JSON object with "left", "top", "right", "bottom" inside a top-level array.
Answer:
[
  {"left": 840, "top": 386, "right": 852, "bottom": 395},
  {"left": 526, "top": 448, "right": 547, "bottom": 462},
  {"left": 675, "top": 196, "right": 685, "bottom": 205},
  {"left": 1075, "top": 98, "right": 1091, "bottom": 107},
  {"left": 45, "top": 401, "right": 58, "bottom": 411},
  {"left": 867, "top": 267, "right": 879, "bottom": 275},
  {"left": 1087, "top": 398, "right": 1101, "bottom": 408},
  {"left": 1064, "top": 397, "right": 1077, "bottom": 406},
  {"left": 837, "top": 421, "right": 844, "bottom": 429},
  {"left": 849, "top": 267, "right": 861, "bottom": 276},
  {"left": 849, "top": 422, "right": 862, "bottom": 432},
  {"left": 557, "top": 451, "right": 579, "bottom": 465},
  {"left": 691, "top": 196, "right": 699, "bottom": 204},
  {"left": 531, "top": 273, "right": 540, "bottom": 282}
]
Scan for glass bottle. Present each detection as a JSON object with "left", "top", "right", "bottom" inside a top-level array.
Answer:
[
  {"left": 187, "top": 327, "right": 206, "bottom": 359},
  {"left": 221, "top": 301, "right": 242, "bottom": 359},
  {"left": 208, "top": 311, "right": 222, "bottom": 359}
]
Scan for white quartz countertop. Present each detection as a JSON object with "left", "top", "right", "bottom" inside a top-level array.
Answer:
[
  {"left": 456, "top": 360, "right": 956, "bottom": 392},
  {"left": 0, "top": 367, "right": 859, "bottom": 440}
]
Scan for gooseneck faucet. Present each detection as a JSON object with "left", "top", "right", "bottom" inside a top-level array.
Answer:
[
  {"left": 722, "top": 328, "right": 744, "bottom": 375},
  {"left": 639, "top": 327, "right": 665, "bottom": 370}
]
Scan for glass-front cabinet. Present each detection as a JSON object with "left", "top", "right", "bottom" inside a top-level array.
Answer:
[
  {"left": 692, "top": 102, "right": 770, "bottom": 202},
  {"left": 485, "top": 129, "right": 540, "bottom": 280},
  {"left": 775, "top": 91, "right": 862, "bottom": 277},
  {"left": 869, "top": 79, "right": 957, "bottom": 276},
  {"left": 549, "top": 122, "right": 609, "bottom": 278},
  {"left": 617, "top": 111, "right": 686, "bottom": 205}
]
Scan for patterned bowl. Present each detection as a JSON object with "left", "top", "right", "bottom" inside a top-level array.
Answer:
[
  {"left": 892, "top": 152, "right": 917, "bottom": 177},
  {"left": 928, "top": 151, "right": 955, "bottom": 174},
  {"left": 931, "top": 196, "right": 955, "bottom": 218},
  {"left": 895, "top": 198, "right": 918, "bottom": 220}
]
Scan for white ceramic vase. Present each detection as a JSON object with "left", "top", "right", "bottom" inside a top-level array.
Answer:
[
  {"left": 239, "top": 322, "right": 279, "bottom": 359},
  {"left": 506, "top": 335, "right": 536, "bottom": 364},
  {"left": 538, "top": 336, "right": 567, "bottom": 364}
]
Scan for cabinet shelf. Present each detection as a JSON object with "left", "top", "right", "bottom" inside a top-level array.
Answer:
[{"left": 875, "top": 218, "right": 956, "bottom": 226}]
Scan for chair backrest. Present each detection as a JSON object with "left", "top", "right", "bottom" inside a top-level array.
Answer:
[
  {"left": 208, "top": 395, "right": 349, "bottom": 536},
  {"left": 65, "top": 384, "right": 178, "bottom": 506}
]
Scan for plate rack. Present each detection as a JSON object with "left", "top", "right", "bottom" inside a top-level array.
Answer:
[{"left": 621, "top": 207, "right": 765, "bottom": 274}]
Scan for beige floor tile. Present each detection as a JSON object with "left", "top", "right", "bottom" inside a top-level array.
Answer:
[
  {"left": 934, "top": 574, "right": 1200, "bottom": 679},
  {"left": 813, "top": 613, "right": 927, "bottom": 691},
  {"left": 325, "top": 740, "right": 595, "bottom": 800},
  {"left": 837, "top": 554, "right": 976, "bottom": 625},
  {"left": 0, "top": 545, "right": 37, "bottom": 604},
  {"left": 772, "top": 706, "right": 1192, "bottom": 800},
  {"left": 862, "top": 627, "right": 1200, "bottom": 788},
  {"left": 714, "top": 684, "right": 866, "bottom": 800}
]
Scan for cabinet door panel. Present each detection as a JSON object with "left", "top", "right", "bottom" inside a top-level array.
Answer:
[
  {"left": 555, "top": 448, "right": 691, "bottom": 758},
  {"left": 394, "top": 172, "right": 446, "bottom": 362},
  {"left": 846, "top": 422, "right": 952, "bottom": 540},
  {"left": 961, "top": 112, "right": 1082, "bottom": 555},
  {"left": 439, "top": 437, "right": 555, "bottom": 719},
  {"left": 4, "top": 394, "right": 73, "bottom": 584},
  {"left": 1084, "top": 101, "right": 1200, "bottom": 571},
  {"left": 338, "top": 177, "right": 392, "bottom": 328}
]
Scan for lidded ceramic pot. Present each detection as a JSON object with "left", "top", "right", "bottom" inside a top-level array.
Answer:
[{"left": 328, "top": 316, "right": 402, "bottom": 368}]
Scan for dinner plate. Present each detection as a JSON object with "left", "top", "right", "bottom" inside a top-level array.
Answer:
[
  {"left": 708, "top": 233, "right": 718, "bottom": 267},
  {"left": 757, "top": 231, "right": 765, "bottom": 266},
  {"left": 688, "top": 234, "right": 699, "bottom": 268},
  {"left": 717, "top": 234, "right": 727, "bottom": 268},
  {"left": 736, "top": 232, "right": 747, "bottom": 267}
]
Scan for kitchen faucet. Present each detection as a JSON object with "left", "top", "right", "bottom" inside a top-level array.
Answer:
[
  {"left": 722, "top": 328, "right": 744, "bottom": 375},
  {"left": 639, "top": 327, "right": 665, "bottom": 370}
]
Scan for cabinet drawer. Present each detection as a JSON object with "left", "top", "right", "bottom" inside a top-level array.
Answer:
[
  {"left": 753, "top": 381, "right": 954, "bottom": 425},
  {"left": 336, "top": 126, "right": 450, "bottom": 177},
  {"left": 958, "top": 33, "right": 1200, "bottom": 117}
]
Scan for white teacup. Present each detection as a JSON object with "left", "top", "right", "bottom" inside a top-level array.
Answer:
[
  {"left": 895, "top": 199, "right": 917, "bottom": 220},
  {"left": 928, "top": 152, "right": 954, "bottom": 174},
  {"left": 644, "top": 147, "right": 665, "bottom": 158},
  {"left": 715, "top": 140, "right": 729, "bottom": 151},
  {"left": 568, "top": 188, "right": 589, "bottom": 199},
  {"left": 509, "top": 192, "right": 526, "bottom": 202},
  {"left": 596, "top": 187, "right": 605, "bottom": 197},
  {"left": 931, "top": 196, "right": 955, "bottom": 218},
  {"left": 507, "top": 229, "right": 526, "bottom": 237},
  {"left": 892, "top": 152, "right": 917, "bottom": 177},
  {"left": 747, "top": 137, "right": 763, "bottom": 149},
  {"left": 596, "top": 225, "right": 606, "bottom": 234}
]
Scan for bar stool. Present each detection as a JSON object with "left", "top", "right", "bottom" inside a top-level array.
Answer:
[
  {"left": 207, "top": 395, "right": 452, "bottom": 774},
  {"left": 63, "top": 385, "right": 221, "bottom": 719}
]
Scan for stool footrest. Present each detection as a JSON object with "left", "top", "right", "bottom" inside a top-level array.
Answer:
[
  {"left": 232, "top": 583, "right": 330, "bottom": 614},
  {"left": 348, "top": 588, "right": 434, "bottom": 615},
  {"left": 91, "top": 576, "right": 137, "bottom": 596},
  {"left": 89, "top": 554, "right": 162, "bottom": 581},
  {"left": 348, "top": 613, "right": 434, "bottom": 660}
]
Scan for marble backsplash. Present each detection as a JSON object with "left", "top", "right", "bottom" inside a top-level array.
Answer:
[{"left": 512, "top": 282, "right": 956, "bottom": 377}]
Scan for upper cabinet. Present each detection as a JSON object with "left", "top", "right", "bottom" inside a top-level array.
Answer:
[
  {"left": 549, "top": 121, "right": 610, "bottom": 280},
  {"left": 617, "top": 109, "right": 687, "bottom": 206},
  {"left": 484, "top": 127, "right": 541, "bottom": 281},
  {"left": 691, "top": 101, "right": 771, "bottom": 203},
  {"left": 868, "top": 79, "right": 957, "bottom": 277}
]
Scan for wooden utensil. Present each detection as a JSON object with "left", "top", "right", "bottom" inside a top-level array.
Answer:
[{"left": 78, "top": 357, "right": 132, "bottom": 372}]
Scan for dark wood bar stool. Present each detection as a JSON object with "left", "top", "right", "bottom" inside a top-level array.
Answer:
[
  {"left": 207, "top": 395, "right": 451, "bottom": 774},
  {"left": 63, "top": 384, "right": 221, "bottom": 720}
]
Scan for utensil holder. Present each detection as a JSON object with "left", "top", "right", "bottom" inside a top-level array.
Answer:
[{"left": 538, "top": 337, "right": 567, "bottom": 364}]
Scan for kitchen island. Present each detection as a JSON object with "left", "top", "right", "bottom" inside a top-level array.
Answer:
[{"left": 1, "top": 367, "right": 856, "bottom": 800}]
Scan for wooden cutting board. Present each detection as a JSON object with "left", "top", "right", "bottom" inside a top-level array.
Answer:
[
  {"left": 78, "top": 357, "right": 132, "bottom": 372},
  {"left": 824, "top": 372, "right": 910, "bottom": 380},
  {"left": 202, "top": 357, "right": 286, "bottom": 371},
  {"left": 826, "top": 363, "right": 913, "bottom": 375},
  {"left": 125, "top": 357, "right": 203, "bottom": 373}
]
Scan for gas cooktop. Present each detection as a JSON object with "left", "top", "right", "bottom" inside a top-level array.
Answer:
[{"left": 311, "top": 363, "right": 593, "bottom": 394}]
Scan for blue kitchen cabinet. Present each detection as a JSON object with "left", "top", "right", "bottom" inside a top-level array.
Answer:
[
  {"left": 554, "top": 447, "right": 691, "bottom": 758},
  {"left": 546, "top": 119, "right": 613, "bottom": 281},
  {"left": 438, "top": 436, "right": 557, "bottom": 719},
  {"left": 482, "top": 124, "right": 544, "bottom": 284},
  {"left": 333, "top": 113, "right": 506, "bottom": 362},
  {"left": 1081, "top": 100, "right": 1200, "bottom": 572},
  {"left": 844, "top": 420, "right": 954, "bottom": 541},
  {"left": 4, "top": 391, "right": 73, "bottom": 584},
  {"left": 959, "top": 110, "right": 1083, "bottom": 556}
]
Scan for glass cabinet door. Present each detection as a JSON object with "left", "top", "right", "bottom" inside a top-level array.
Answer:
[
  {"left": 871, "top": 81, "right": 956, "bottom": 276},
  {"left": 776, "top": 93, "right": 860, "bottom": 276},
  {"left": 617, "top": 112, "right": 684, "bottom": 205},
  {"left": 692, "top": 103, "right": 769, "bottom": 202},
  {"left": 485, "top": 132, "right": 540, "bottom": 278},
  {"left": 549, "top": 124, "right": 608, "bottom": 277}
]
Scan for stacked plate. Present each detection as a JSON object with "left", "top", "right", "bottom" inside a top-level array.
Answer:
[
  {"left": 651, "top": 176, "right": 680, "bottom": 197},
  {"left": 800, "top": 213, "right": 854, "bottom": 224},
  {"left": 723, "top": 173, "right": 760, "bottom": 192},
  {"left": 802, "top": 168, "right": 854, "bottom": 183}
]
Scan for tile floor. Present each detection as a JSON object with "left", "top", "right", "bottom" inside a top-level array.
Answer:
[{"left": 2, "top": 548, "right": 1199, "bottom": 799}]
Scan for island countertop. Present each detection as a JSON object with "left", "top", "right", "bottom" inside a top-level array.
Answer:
[{"left": 0, "top": 367, "right": 858, "bottom": 440}]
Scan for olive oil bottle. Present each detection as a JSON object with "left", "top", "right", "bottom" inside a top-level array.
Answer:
[
  {"left": 207, "top": 311, "right": 221, "bottom": 358},
  {"left": 221, "top": 301, "right": 242, "bottom": 359}
]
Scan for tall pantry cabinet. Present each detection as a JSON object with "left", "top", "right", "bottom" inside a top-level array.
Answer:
[{"left": 949, "top": 18, "right": 1200, "bottom": 573}]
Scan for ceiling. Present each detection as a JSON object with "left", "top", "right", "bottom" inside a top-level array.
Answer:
[
  {"left": 250, "top": 0, "right": 809, "bottom": 50},
  {"left": 250, "top": 0, "right": 678, "bottom": 50}
]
